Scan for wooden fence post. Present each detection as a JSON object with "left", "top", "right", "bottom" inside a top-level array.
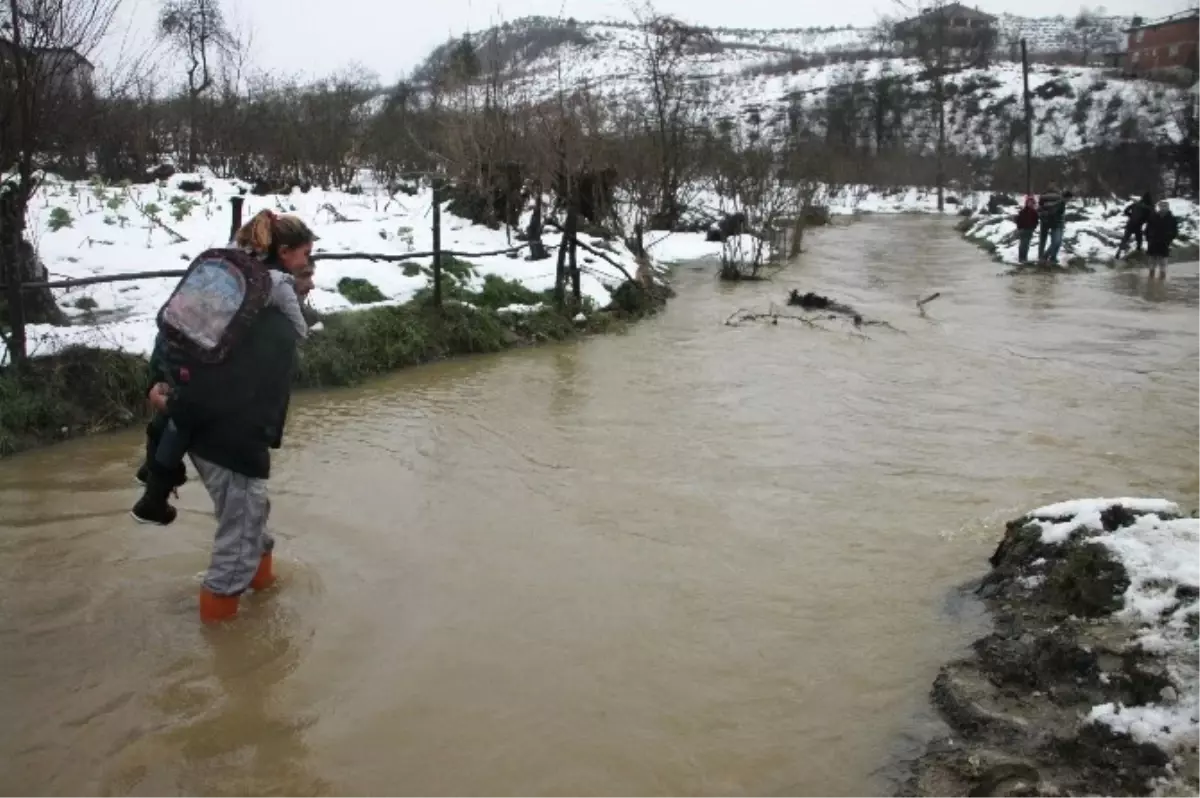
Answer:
[
  {"left": 229, "top": 196, "right": 245, "bottom": 244},
  {"left": 431, "top": 179, "right": 443, "bottom": 309}
]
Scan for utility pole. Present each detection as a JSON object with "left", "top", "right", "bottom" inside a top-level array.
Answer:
[{"left": 1021, "top": 38, "right": 1034, "bottom": 196}]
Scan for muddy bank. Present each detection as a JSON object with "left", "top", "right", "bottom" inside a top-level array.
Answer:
[{"left": 904, "top": 499, "right": 1199, "bottom": 797}]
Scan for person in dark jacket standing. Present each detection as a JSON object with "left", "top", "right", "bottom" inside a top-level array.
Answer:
[
  {"left": 1144, "top": 200, "right": 1178, "bottom": 279},
  {"left": 148, "top": 212, "right": 317, "bottom": 624},
  {"left": 1015, "top": 196, "right": 1039, "bottom": 263},
  {"left": 1115, "top": 193, "right": 1154, "bottom": 259},
  {"left": 1037, "top": 184, "right": 1067, "bottom": 264}
]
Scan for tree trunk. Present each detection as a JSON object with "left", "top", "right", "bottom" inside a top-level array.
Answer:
[
  {"left": 0, "top": 192, "right": 28, "bottom": 371},
  {"left": 936, "top": 73, "right": 946, "bottom": 213},
  {"left": 567, "top": 201, "right": 581, "bottom": 308},
  {"left": 553, "top": 230, "right": 568, "bottom": 310},
  {"left": 527, "top": 184, "right": 549, "bottom": 260},
  {"left": 0, "top": 187, "right": 61, "bottom": 365},
  {"left": 187, "top": 92, "right": 199, "bottom": 172}
]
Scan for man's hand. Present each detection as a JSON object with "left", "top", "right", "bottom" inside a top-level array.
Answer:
[{"left": 148, "top": 382, "right": 170, "bottom": 414}]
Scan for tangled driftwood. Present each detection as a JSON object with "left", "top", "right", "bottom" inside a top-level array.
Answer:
[{"left": 727, "top": 288, "right": 909, "bottom": 337}]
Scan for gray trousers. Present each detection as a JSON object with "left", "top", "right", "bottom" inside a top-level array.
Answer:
[{"left": 190, "top": 454, "right": 274, "bottom": 597}]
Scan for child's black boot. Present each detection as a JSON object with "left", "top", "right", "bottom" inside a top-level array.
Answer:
[{"left": 131, "top": 465, "right": 178, "bottom": 526}]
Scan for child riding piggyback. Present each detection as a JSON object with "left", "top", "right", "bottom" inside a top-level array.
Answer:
[{"left": 132, "top": 210, "right": 315, "bottom": 525}]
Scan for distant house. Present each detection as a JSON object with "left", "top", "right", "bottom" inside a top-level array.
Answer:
[
  {"left": 1125, "top": 10, "right": 1199, "bottom": 75},
  {"left": 894, "top": 3, "right": 999, "bottom": 67},
  {"left": 0, "top": 38, "right": 95, "bottom": 97}
]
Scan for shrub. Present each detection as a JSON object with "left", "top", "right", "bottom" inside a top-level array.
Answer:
[
  {"left": 472, "top": 274, "right": 543, "bottom": 310},
  {"left": 337, "top": 277, "right": 387, "bottom": 304},
  {"left": 48, "top": 207, "right": 73, "bottom": 231},
  {"left": 0, "top": 348, "right": 146, "bottom": 456}
]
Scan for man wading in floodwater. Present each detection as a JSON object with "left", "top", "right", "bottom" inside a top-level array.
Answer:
[{"left": 144, "top": 211, "right": 317, "bottom": 624}]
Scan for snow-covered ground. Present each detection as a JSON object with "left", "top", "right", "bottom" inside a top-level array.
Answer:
[
  {"left": 1028, "top": 498, "right": 1199, "bottom": 755},
  {"left": 961, "top": 196, "right": 1200, "bottom": 266},
  {"left": 9, "top": 171, "right": 653, "bottom": 362}
]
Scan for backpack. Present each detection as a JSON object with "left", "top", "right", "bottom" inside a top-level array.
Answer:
[{"left": 157, "top": 248, "right": 273, "bottom": 365}]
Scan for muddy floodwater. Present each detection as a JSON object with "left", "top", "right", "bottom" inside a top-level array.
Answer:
[{"left": 2, "top": 217, "right": 1197, "bottom": 796}]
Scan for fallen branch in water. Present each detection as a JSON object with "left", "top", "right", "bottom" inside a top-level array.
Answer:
[
  {"left": 782, "top": 289, "right": 905, "bottom": 332},
  {"left": 725, "top": 302, "right": 902, "bottom": 338},
  {"left": 787, "top": 289, "right": 858, "bottom": 317},
  {"left": 917, "top": 291, "right": 942, "bottom": 310},
  {"left": 725, "top": 306, "right": 830, "bottom": 331}
]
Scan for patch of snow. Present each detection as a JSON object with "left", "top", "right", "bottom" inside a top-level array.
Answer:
[
  {"left": 645, "top": 232, "right": 725, "bottom": 263},
  {"left": 1031, "top": 497, "right": 1180, "bottom": 545},
  {"left": 1032, "top": 498, "right": 1181, "bottom": 519},
  {"left": 496, "top": 303, "right": 546, "bottom": 315}
]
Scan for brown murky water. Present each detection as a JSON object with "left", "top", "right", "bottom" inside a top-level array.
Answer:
[{"left": 2, "top": 217, "right": 1197, "bottom": 797}]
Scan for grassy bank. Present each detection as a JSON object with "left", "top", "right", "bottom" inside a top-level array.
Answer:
[{"left": 0, "top": 281, "right": 665, "bottom": 457}]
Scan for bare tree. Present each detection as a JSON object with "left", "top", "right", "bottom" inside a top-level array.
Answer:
[
  {"left": 1066, "top": 6, "right": 1107, "bottom": 66},
  {"left": 633, "top": 6, "right": 713, "bottom": 228},
  {"left": 892, "top": 0, "right": 950, "bottom": 211},
  {"left": 1, "top": 0, "right": 119, "bottom": 368},
  {"left": 158, "top": 0, "right": 231, "bottom": 170}
]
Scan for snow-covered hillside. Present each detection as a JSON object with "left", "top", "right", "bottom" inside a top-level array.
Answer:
[
  {"left": 454, "top": 17, "right": 1186, "bottom": 158},
  {"left": 995, "top": 13, "right": 1129, "bottom": 55}
]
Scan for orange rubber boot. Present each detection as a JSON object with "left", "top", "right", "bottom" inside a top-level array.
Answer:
[
  {"left": 249, "top": 551, "right": 276, "bottom": 591},
  {"left": 199, "top": 588, "right": 239, "bottom": 624}
]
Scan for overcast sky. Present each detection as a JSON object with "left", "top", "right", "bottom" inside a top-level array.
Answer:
[{"left": 98, "top": 0, "right": 1193, "bottom": 86}]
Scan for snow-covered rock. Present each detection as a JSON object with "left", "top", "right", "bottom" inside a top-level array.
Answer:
[{"left": 907, "top": 498, "right": 1199, "bottom": 797}]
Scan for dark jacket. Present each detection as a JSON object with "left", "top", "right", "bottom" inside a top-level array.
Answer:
[
  {"left": 1015, "top": 206, "right": 1039, "bottom": 230},
  {"left": 1145, "top": 210, "right": 1178, "bottom": 257},
  {"left": 169, "top": 307, "right": 300, "bottom": 479},
  {"left": 1038, "top": 191, "right": 1066, "bottom": 229},
  {"left": 1123, "top": 198, "right": 1154, "bottom": 230}
]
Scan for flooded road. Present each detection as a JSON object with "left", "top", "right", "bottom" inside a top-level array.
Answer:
[{"left": 1, "top": 216, "right": 1197, "bottom": 796}]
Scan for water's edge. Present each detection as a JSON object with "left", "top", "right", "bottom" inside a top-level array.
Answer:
[
  {"left": 899, "top": 505, "right": 1199, "bottom": 797},
  {"left": 0, "top": 282, "right": 672, "bottom": 460}
]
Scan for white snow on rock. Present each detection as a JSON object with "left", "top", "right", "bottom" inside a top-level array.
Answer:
[
  {"left": 1026, "top": 498, "right": 1199, "bottom": 753},
  {"left": 7, "top": 172, "right": 654, "bottom": 362}
]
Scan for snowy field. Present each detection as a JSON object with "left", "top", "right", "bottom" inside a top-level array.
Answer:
[
  {"left": 10, "top": 171, "right": 654, "bottom": 361},
  {"left": 1028, "top": 498, "right": 1199, "bottom": 756},
  {"left": 961, "top": 196, "right": 1200, "bottom": 266}
]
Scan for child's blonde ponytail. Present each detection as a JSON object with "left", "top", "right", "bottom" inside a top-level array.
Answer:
[
  {"left": 233, "top": 209, "right": 317, "bottom": 259},
  {"left": 234, "top": 210, "right": 275, "bottom": 255}
]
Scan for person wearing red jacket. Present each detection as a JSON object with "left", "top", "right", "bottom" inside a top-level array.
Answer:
[{"left": 1014, "top": 196, "right": 1039, "bottom": 264}]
